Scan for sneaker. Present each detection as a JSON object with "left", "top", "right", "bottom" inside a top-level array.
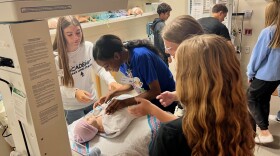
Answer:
[
  {"left": 254, "top": 134, "right": 273, "bottom": 143},
  {"left": 276, "top": 117, "right": 280, "bottom": 123},
  {"left": 276, "top": 111, "right": 280, "bottom": 123},
  {"left": 268, "top": 114, "right": 280, "bottom": 123}
]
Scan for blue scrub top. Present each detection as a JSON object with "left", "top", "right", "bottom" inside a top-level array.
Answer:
[{"left": 120, "top": 47, "right": 176, "bottom": 112}]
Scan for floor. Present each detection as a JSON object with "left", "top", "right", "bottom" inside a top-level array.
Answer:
[{"left": 254, "top": 96, "right": 280, "bottom": 156}]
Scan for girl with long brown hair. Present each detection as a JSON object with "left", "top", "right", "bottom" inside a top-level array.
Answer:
[
  {"left": 129, "top": 35, "right": 255, "bottom": 155},
  {"left": 53, "top": 16, "right": 121, "bottom": 124}
]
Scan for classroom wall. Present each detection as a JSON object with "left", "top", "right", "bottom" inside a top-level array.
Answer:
[{"left": 163, "top": 0, "right": 188, "bottom": 21}]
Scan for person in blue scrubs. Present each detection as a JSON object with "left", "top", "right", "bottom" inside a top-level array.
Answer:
[{"left": 92, "top": 34, "right": 176, "bottom": 114}]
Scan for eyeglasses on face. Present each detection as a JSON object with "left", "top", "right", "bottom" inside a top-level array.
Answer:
[{"left": 165, "top": 46, "right": 172, "bottom": 54}]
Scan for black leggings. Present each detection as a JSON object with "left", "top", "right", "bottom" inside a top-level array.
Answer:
[{"left": 247, "top": 78, "right": 280, "bottom": 130}]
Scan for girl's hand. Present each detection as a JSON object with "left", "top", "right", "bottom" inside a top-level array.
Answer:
[
  {"left": 93, "top": 96, "right": 106, "bottom": 108},
  {"left": 75, "top": 89, "right": 92, "bottom": 103},
  {"left": 93, "top": 91, "right": 117, "bottom": 108},
  {"left": 128, "top": 98, "right": 153, "bottom": 117},
  {"left": 105, "top": 97, "right": 137, "bottom": 115},
  {"left": 168, "top": 56, "right": 172, "bottom": 63},
  {"left": 156, "top": 91, "right": 177, "bottom": 107}
]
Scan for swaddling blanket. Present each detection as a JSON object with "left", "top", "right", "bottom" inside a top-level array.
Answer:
[{"left": 100, "top": 106, "right": 137, "bottom": 138}]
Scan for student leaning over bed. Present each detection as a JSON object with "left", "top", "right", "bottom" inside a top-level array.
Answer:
[
  {"left": 247, "top": 0, "right": 280, "bottom": 144},
  {"left": 129, "top": 35, "right": 255, "bottom": 156},
  {"left": 92, "top": 34, "right": 177, "bottom": 114},
  {"left": 154, "top": 15, "right": 204, "bottom": 116},
  {"left": 53, "top": 16, "right": 121, "bottom": 124}
]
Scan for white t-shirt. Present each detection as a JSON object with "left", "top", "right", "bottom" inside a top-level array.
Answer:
[{"left": 54, "top": 41, "right": 115, "bottom": 110}]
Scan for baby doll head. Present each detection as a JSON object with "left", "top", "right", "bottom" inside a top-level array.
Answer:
[{"left": 73, "top": 119, "right": 98, "bottom": 143}]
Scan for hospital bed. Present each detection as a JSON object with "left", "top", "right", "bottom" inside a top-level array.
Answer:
[{"left": 68, "top": 114, "right": 160, "bottom": 156}]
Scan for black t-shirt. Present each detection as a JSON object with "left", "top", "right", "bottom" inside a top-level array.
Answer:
[
  {"left": 149, "top": 117, "right": 191, "bottom": 156},
  {"left": 197, "top": 17, "right": 231, "bottom": 41}
]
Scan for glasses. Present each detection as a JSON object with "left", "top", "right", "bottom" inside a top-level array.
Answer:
[{"left": 165, "top": 46, "right": 172, "bottom": 54}]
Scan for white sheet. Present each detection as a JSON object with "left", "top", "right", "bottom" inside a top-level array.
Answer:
[{"left": 68, "top": 115, "right": 160, "bottom": 156}]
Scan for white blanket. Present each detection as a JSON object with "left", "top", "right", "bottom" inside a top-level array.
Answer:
[
  {"left": 100, "top": 107, "right": 137, "bottom": 138},
  {"left": 68, "top": 115, "right": 160, "bottom": 156}
]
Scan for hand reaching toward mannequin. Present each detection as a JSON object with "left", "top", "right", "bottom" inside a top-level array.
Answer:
[
  {"left": 156, "top": 91, "right": 178, "bottom": 107},
  {"left": 105, "top": 97, "right": 137, "bottom": 114},
  {"left": 128, "top": 98, "right": 153, "bottom": 117},
  {"left": 93, "top": 96, "right": 106, "bottom": 108},
  {"left": 93, "top": 91, "right": 116, "bottom": 108},
  {"left": 128, "top": 97, "right": 178, "bottom": 122},
  {"left": 75, "top": 89, "right": 92, "bottom": 103}
]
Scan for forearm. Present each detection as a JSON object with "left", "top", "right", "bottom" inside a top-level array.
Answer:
[
  {"left": 171, "top": 91, "right": 179, "bottom": 101},
  {"left": 149, "top": 104, "right": 178, "bottom": 122},
  {"left": 112, "top": 84, "right": 133, "bottom": 96},
  {"left": 136, "top": 90, "right": 159, "bottom": 101}
]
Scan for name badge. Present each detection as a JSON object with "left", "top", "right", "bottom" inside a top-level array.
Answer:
[{"left": 120, "top": 76, "right": 134, "bottom": 84}]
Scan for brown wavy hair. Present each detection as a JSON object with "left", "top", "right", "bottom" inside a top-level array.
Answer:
[{"left": 176, "top": 34, "right": 255, "bottom": 156}]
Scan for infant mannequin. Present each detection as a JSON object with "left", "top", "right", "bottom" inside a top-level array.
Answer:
[
  {"left": 73, "top": 115, "right": 103, "bottom": 143},
  {"left": 127, "top": 6, "right": 143, "bottom": 15},
  {"left": 74, "top": 95, "right": 137, "bottom": 143}
]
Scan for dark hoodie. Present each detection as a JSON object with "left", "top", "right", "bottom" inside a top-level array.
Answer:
[{"left": 151, "top": 18, "right": 169, "bottom": 66}]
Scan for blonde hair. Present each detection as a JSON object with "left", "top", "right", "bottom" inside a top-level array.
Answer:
[
  {"left": 162, "top": 15, "right": 204, "bottom": 44},
  {"left": 265, "top": 0, "right": 280, "bottom": 48},
  {"left": 176, "top": 34, "right": 255, "bottom": 156},
  {"left": 53, "top": 16, "right": 84, "bottom": 87}
]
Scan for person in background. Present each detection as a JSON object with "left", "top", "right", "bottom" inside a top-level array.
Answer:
[
  {"left": 197, "top": 4, "right": 232, "bottom": 45},
  {"left": 129, "top": 35, "right": 255, "bottom": 155},
  {"left": 247, "top": 0, "right": 280, "bottom": 143},
  {"left": 156, "top": 15, "right": 204, "bottom": 117},
  {"left": 53, "top": 16, "right": 121, "bottom": 124},
  {"left": 92, "top": 34, "right": 177, "bottom": 114},
  {"left": 151, "top": 2, "right": 172, "bottom": 66}
]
